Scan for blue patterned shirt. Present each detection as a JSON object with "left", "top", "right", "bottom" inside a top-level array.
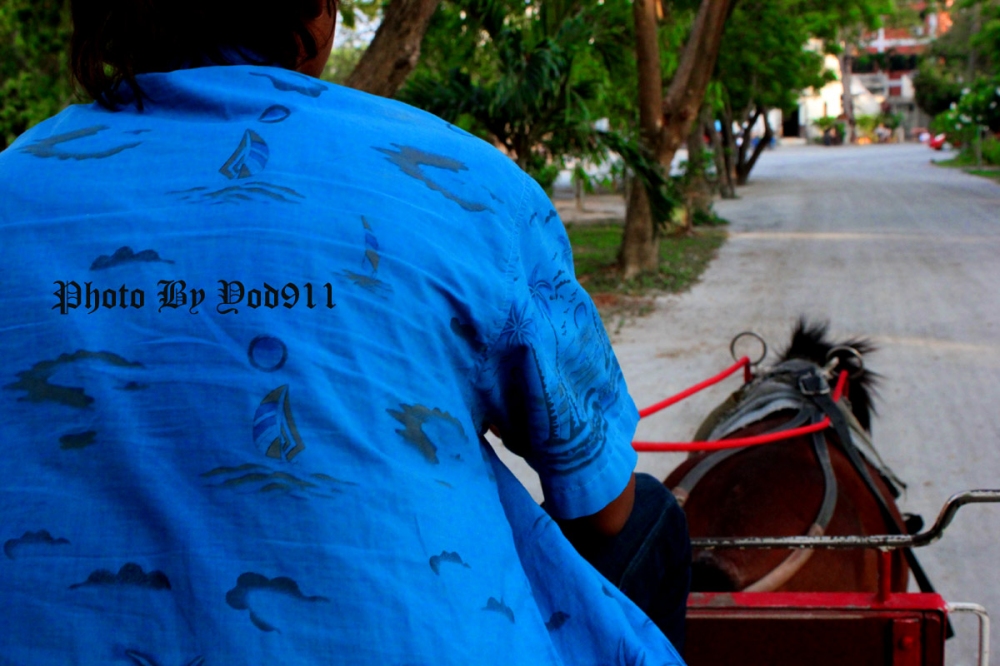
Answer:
[{"left": 0, "top": 64, "right": 682, "bottom": 665}]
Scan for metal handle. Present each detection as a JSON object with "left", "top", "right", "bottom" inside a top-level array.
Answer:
[
  {"left": 947, "top": 603, "right": 990, "bottom": 666},
  {"left": 692, "top": 489, "right": 1000, "bottom": 550}
]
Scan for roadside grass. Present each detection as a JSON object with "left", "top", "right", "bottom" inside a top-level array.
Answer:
[
  {"left": 931, "top": 153, "right": 978, "bottom": 168},
  {"left": 932, "top": 154, "right": 1000, "bottom": 183},
  {"left": 566, "top": 223, "right": 727, "bottom": 329},
  {"left": 965, "top": 168, "right": 1000, "bottom": 184}
]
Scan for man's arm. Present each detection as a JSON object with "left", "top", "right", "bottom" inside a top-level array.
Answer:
[
  {"left": 489, "top": 426, "right": 636, "bottom": 538},
  {"left": 565, "top": 473, "right": 636, "bottom": 538}
]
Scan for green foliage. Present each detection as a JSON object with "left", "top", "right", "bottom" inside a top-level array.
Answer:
[
  {"left": 714, "top": 0, "right": 831, "bottom": 119},
  {"left": 401, "top": 0, "right": 631, "bottom": 169},
  {"left": 812, "top": 115, "right": 840, "bottom": 131},
  {"left": 0, "top": 0, "right": 77, "bottom": 149},
  {"left": 915, "top": 0, "right": 1000, "bottom": 117},
  {"left": 399, "top": 0, "right": 679, "bottom": 227},
  {"left": 855, "top": 113, "right": 879, "bottom": 133},
  {"left": 321, "top": 0, "right": 380, "bottom": 85},
  {"left": 881, "top": 111, "right": 902, "bottom": 130},
  {"left": 983, "top": 135, "right": 1000, "bottom": 166},
  {"left": 914, "top": 59, "right": 964, "bottom": 118},
  {"left": 336, "top": 0, "right": 382, "bottom": 31},
  {"left": 708, "top": 0, "right": 888, "bottom": 180},
  {"left": 959, "top": 77, "right": 1000, "bottom": 132},
  {"left": 969, "top": 0, "right": 1000, "bottom": 71},
  {"left": 798, "top": 0, "right": 891, "bottom": 51},
  {"left": 929, "top": 78, "right": 1000, "bottom": 150},
  {"left": 323, "top": 45, "right": 367, "bottom": 85}
]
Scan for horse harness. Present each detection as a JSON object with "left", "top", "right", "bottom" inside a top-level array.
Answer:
[{"left": 672, "top": 359, "right": 939, "bottom": 597}]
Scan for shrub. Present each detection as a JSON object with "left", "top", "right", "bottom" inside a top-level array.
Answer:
[{"left": 983, "top": 136, "right": 1000, "bottom": 167}]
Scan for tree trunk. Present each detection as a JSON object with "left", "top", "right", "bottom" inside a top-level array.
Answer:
[
  {"left": 620, "top": 184, "right": 660, "bottom": 276},
  {"left": 736, "top": 106, "right": 772, "bottom": 185},
  {"left": 657, "top": 0, "right": 733, "bottom": 163},
  {"left": 967, "top": 3, "right": 981, "bottom": 84},
  {"left": 707, "top": 113, "right": 735, "bottom": 198},
  {"left": 618, "top": 0, "right": 665, "bottom": 279},
  {"left": 618, "top": 0, "right": 732, "bottom": 278},
  {"left": 719, "top": 108, "right": 738, "bottom": 190},
  {"left": 345, "top": 0, "right": 442, "bottom": 97},
  {"left": 735, "top": 105, "right": 758, "bottom": 176},
  {"left": 838, "top": 46, "right": 856, "bottom": 145},
  {"left": 682, "top": 106, "right": 713, "bottom": 230}
]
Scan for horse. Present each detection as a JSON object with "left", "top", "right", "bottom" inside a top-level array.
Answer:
[{"left": 664, "top": 320, "right": 920, "bottom": 594}]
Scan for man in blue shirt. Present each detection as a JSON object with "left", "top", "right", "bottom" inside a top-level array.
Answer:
[{"left": 0, "top": 1, "right": 688, "bottom": 663}]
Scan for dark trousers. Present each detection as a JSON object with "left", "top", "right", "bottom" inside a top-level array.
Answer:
[{"left": 555, "top": 473, "right": 692, "bottom": 653}]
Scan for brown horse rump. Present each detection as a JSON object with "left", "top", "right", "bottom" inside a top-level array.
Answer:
[{"left": 665, "top": 322, "right": 918, "bottom": 594}]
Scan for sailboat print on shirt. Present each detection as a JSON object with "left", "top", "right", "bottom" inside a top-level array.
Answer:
[
  {"left": 219, "top": 130, "right": 270, "bottom": 179},
  {"left": 252, "top": 385, "right": 305, "bottom": 462}
]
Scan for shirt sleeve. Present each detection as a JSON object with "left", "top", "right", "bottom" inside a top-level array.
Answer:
[{"left": 478, "top": 174, "right": 639, "bottom": 520}]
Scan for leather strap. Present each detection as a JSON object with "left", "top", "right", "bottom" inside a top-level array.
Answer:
[{"left": 805, "top": 369, "right": 952, "bottom": 637}]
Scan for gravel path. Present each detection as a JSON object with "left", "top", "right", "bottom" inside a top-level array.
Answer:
[{"left": 498, "top": 143, "right": 1000, "bottom": 665}]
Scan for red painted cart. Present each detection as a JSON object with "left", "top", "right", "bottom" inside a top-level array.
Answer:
[
  {"left": 632, "top": 349, "right": 1000, "bottom": 666},
  {"left": 684, "top": 492, "right": 997, "bottom": 666}
]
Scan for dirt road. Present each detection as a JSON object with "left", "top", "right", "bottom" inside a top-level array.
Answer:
[{"left": 501, "top": 143, "right": 1000, "bottom": 664}]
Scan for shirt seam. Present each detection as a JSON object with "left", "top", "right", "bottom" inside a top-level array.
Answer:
[{"left": 470, "top": 170, "right": 533, "bottom": 425}]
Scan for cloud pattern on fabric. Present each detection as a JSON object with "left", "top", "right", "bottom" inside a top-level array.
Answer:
[
  {"left": 546, "top": 611, "right": 570, "bottom": 631},
  {"left": 226, "top": 572, "right": 329, "bottom": 632},
  {"left": 387, "top": 404, "right": 465, "bottom": 464},
  {"left": 90, "top": 246, "right": 175, "bottom": 271},
  {"left": 429, "top": 551, "right": 471, "bottom": 575},
  {"left": 482, "top": 597, "right": 515, "bottom": 623},
  {"left": 5, "top": 350, "right": 143, "bottom": 409},
  {"left": 4, "top": 530, "right": 70, "bottom": 560},
  {"left": 374, "top": 144, "right": 492, "bottom": 213},
  {"left": 249, "top": 72, "right": 327, "bottom": 98},
  {"left": 20, "top": 125, "right": 142, "bottom": 160},
  {"left": 69, "top": 563, "right": 171, "bottom": 590}
]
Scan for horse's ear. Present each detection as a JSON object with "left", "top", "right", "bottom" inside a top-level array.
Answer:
[{"left": 780, "top": 318, "right": 832, "bottom": 364}]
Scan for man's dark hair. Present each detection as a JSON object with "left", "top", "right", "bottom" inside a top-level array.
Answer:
[{"left": 71, "top": 0, "right": 335, "bottom": 108}]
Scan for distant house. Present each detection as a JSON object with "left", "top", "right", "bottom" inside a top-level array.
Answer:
[
  {"left": 855, "top": 1, "right": 954, "bottom": 134},
  {"left": 783, "top": 1, "right": 953, "bottom": 141},
  {"left": 793, "top": 51, "right": 885, "bottom": 141}
]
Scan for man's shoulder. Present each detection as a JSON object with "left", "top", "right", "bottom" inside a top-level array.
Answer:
[{"left": 315, "top": 80, "right": 527, "bottom": 193}]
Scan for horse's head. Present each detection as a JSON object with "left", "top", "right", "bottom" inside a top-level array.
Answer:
[{"left": 778, "top": 318, "right": 879, "bottom": 433}]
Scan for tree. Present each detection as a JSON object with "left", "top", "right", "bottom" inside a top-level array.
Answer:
[
  {"left": 800, "top": 0, "right": 889, "bottom": 145},
  {"left": 712, "top": 0, "right": 829, "bottom": 185},
  {"left": 618, "top": 0, "right": 734, "bottom": 278},
  {"left": 914, "top": 0, "right": 1000, "bottom": 117},
  {"left": 0, "top": 0, "right": 75, "bottom": 150},
  {"left": 399, "top": 0, "right": 679, "bottom": 231},
  {"left": 344, "top": 0, "right": 443, "bottom": 96},
  {"left": 400, "top": 0, "right": 628, "bottom": 178}
]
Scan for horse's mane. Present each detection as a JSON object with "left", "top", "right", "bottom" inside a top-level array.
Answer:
[{"left": 778, "top": 318, "right": 879, "bottom": 433}]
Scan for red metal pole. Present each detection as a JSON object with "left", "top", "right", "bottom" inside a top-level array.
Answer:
[{"left": 876, "top": 550, "right": 893, "bottom": 604}]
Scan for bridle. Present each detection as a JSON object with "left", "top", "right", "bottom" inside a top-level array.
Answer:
[{"left": 674, "top": 352, "right": 938, "bottom": 596}]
